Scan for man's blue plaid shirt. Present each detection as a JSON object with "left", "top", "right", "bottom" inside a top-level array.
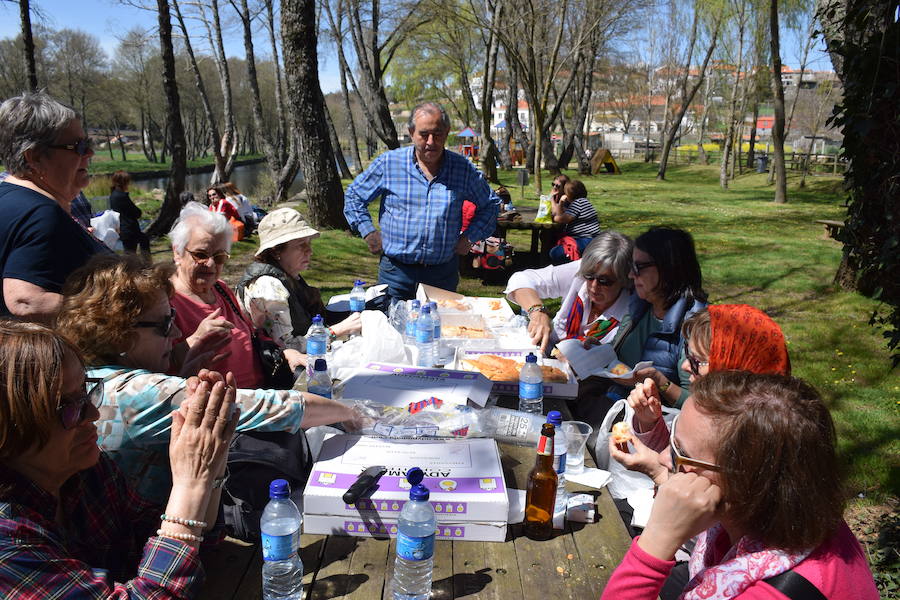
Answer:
[{"left": 344, "top": 146, "right": 499, "bottom": 265}]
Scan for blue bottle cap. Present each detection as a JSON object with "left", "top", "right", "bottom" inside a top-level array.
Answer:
[
  {"left": 547, "top": 410, "right": 562, "bottom": 426},
  {"left": 411, "top": 300, "right": 421, "bottom": 309},
  {"left": 421, "top": 305, "right": 431, "bottom": 314},
  {"left": 314, "top": 358, "right": 327, "bottom": 372},
  {"left": 354, "top": 279, "right": 365, "bottom": 286},
  {"left": 406, "top": 468, "right": 430, "bottom": 501},
  {"left": 525, "top": 352, "right": 537, "bottom": 363},
  {"left": 406, "top": 467, "right": 424, "bottom": 486},
  {"left": 312, "top": 314, "right": 323, "bottom": 324},
  {"left": 269, "top": 478, "right": 290, "bottom": 498}
]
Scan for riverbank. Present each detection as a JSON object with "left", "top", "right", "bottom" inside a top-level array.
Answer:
[{"left": 88, "top": 153, "right": 265, "bottom": 177}]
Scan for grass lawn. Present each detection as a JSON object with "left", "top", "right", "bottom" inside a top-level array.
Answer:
[{"left": 150, "top": 159, "right": 897, "bottom": 588}]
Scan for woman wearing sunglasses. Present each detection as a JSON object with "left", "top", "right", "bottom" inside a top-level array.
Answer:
[
  {"left": 601, "top": 371, "right": 878, "bottom": 600},
  {"left": 548, "top": 179, "right": 602, "bottom": 265},
  {"left": 0, "top": 320, "right": 238, "bottom": 597},
  {"left": 505, "top": 231, "right": 634, "bottom": 355},
  {"left": 0, "top": 91, "right": 109, "bottom": 322}
]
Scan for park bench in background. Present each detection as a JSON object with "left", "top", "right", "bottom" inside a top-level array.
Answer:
[{"left": 815, "top": 219, "right": 844, "bottom": 240}]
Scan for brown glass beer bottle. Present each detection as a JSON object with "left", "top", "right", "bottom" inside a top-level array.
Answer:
[{"left": 523, "top": 423, "right": 558, "bottom": 540}]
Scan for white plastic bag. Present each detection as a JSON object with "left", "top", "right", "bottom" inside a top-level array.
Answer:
[
  {"left": 90, "top": 210, "right": 122, "bottom": 251},
  {"left": 329, "top": 310, "right": 411, "bottom": 380}
]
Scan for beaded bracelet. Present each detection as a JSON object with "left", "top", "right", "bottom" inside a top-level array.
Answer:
[
  {"left": 160, "top": 514, "right": 208, "bottom": 529},
  {"left": 157, "top": 528, "right": 203, "bottom": 543}
]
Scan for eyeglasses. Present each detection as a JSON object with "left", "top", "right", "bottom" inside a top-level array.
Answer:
[
  {"left": 135, "top": 307, "right": 177, "bottom": 337},
  {"left": 552, "top": 182, "right": 561, "bottom": 188},
  {"left": 582, "top": 273, "right": 618, "bottom": 286},
  {"left": 185, "top": 248, "right": 230, "bottom": 265},
  {"left": 668, "top": 414, "right": 720, "bottom": 474},
  {"left": 685, "top": 349, "right": 709, "bottom": 376},
  {"left": 631, "top": 260, "right": 656, "bottom": 275},
  {"left": 49, "top": 137, "right": 93, "bottom": 156},
  {"left": 57, "top": 377, "right": 104, "bottom": 430}
]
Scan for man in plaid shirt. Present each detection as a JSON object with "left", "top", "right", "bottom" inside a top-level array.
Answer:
[{"left": 344, "top": 101, "right": 499, "bottom": 301}]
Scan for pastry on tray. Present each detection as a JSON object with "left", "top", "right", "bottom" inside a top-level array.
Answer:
[
  {"left": 442, "top": 325, "right": 488, "bottom": 338},
  {"left": 462, "top": 355, "right": 568, "bottom": 383}
]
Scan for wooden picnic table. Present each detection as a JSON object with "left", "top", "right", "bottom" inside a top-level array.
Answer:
[
  {"left": 495, "top": 207, "right": 564, "bottom": 263},
  {"left": 199, "top": 396, "right": 632, "bottom": 599}
]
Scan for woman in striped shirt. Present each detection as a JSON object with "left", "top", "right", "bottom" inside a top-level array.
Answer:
[{"left": 549, "top": 179, "right": 601, "bottom": 264}]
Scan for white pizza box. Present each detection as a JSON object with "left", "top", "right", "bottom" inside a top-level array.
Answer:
[
  {"left": 303, "top": 435, "right": 508, "bottom": 542},
  {"left": 452, "top": 348, "right": 579, "bottom": 399},
  {"left": 340, "top": 361, "right": 493, "bottom": 408},
  {"left": 439, "top": 313, "right": 497, "bottom": 351},
  {"left": 416, "top": 283, "right": 515, "bottom": 326}
]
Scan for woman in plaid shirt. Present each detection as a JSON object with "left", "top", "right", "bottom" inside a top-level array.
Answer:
[{"left": 0, "top": 320, "right": 237, "bottom": 598}]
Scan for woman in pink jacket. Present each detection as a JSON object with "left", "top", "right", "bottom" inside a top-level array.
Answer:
[{"left": 601, "top": 371, "right": 878, "bottom": 600}]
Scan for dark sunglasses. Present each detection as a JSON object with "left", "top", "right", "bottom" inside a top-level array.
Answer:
[
  {"left": 135, "top": 307, "right": 177, "bottom": 337},
  {"left": 631, "top": 260, "right": 656, "bottom": 275},
  {"left": 552, "top": 182, "right": 562, "bottom": 188},
  {"left": 185, "top": 248, "right": 230, "bottom": 265},
  {"left": 57, "top": 377, "right": 104, "bottom": 430},
  {"left": 685, "top": 349, "right": 709, "bottom": 376},
  {"left": 49, "top": 137, "right": 93, "bottom": 156},
  {"left": 669, "top": 414, "right": 720, "bottom": 474},
  {"left": 582, "top": 273, "right": 618, "bottom": 286}
]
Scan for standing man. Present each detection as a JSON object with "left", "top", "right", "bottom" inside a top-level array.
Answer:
[{"left": 344, "top": 102, "right": 499, "bottom": 300}]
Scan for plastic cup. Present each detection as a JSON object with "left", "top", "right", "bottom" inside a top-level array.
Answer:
[{"left": 562, "top": 421, "right": 593, "bottom": 474}]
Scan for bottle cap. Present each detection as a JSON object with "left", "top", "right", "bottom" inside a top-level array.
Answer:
[
  {"left": 314, "top": 358, "right": 327, "bottom": 372},
  {"left": 546, "top": 410, "right": 562, "bottom": 426},
  {"left": 410, "top": 299, "right": 421, "bottom": 309},
  {"left": 406, "top": 467, "right": 430, "bottom": 501},
  {"left": 312, "top": 314, "right": 323, "bottom": 324},
  {"left": 354, "top": 279, "right": 365, "bottom": 286},
  {"left": 427, "top": 301, "right": 437, "bottom": 309},
  {"left": 421, "top": 305, "right": 431, "bottom": 314},
  {"left": 525, "top": 352, "right": 537, "bottom": 363},
  {"left": 269, "top": 478, "right": 290, "bottom": 499}
]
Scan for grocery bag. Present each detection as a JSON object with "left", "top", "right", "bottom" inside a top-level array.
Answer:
[{"left": 534, "top": 195, "right": 553, "bottom": 223}]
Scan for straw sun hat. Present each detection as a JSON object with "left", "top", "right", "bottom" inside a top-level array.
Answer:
[{"left": 255, "top": 208, "right": 320, "bottom": 256}]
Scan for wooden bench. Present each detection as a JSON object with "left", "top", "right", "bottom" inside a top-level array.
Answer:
[{"left": 814, "top": 219, "right": 844, "bottom": 240}]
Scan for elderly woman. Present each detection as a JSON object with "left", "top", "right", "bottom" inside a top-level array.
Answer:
[
  {"left": 548, "top": 179, "right": 601, "bottom": 265},
  {"left": 56, "top": 254, "right": 361, "bottom": 507},
  {"left": 0, "top": 91, "right": 108, "bottom": 321},
  {"left": 165, "top": 202, "right": 280, "bottom": 386},
  {"left": 602, "top": 371, "right": 878, "bottom": 600},
  {"left": 504, "top": 230, "right": 633, "bottom": 354},
  {"left": 109, "top": 170, "right": 150, "bottom": 256},
  {"left": 236, "top": 208, "right": 361, "bottom": 366},
  {"left": 0, "top": 320, "right": 236, "bottom": 597}
]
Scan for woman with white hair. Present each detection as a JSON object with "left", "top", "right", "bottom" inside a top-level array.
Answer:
[
  {"left": 505, "top": 230, "right": 634, "bottom": 355},
  {"left": 167, "top": 202, "right": 280, "bottom": 387},
  {"left": 0, "top": 91, "right": 108, "bottom": 321}
]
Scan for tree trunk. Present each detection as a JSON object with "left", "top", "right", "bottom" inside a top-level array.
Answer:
[
  {"left": 19, "top": 0, "right": 37, "bottom": 91},
  {"left": 478, "top": 0, "right": 502, "bottom": 184},
  {"left": 147, "top": 0, "right": 187, "bottom": 237},
  {"left": 324, "top": 102, "right": 353, "bottom": 180},
  {"left": 770, "top": 0, "right": 788, "bottom": 203},
  {"left": 281, "top": 0, "right": 347, "bottom": 229},
  {"left": 208, "top": 0, "right": 237, "bottom": 180}
]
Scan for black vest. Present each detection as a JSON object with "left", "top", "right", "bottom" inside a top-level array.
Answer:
[{"left": 236, "top": 262, "right": 324, "bottom": 342}]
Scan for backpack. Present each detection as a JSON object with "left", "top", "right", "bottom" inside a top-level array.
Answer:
[{"left": 221, "top": 429, "right": 313, "bottom": 542}]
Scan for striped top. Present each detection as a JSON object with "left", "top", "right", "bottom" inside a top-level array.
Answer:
[{"left": 563, "top": 196, "right": 601, "bottom": 238}]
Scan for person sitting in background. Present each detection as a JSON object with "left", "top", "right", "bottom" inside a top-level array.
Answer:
[
  {"left": 206, "top": 185, "right": 241, "bottom": 222},
  {"left": 179, "top": 190, "right": 196, "bottom": 208},
  {"left": 505, "top": 231, "right": 633, "bottom": 355},
  {"left": 70, "top": 191, "right": 94, "bottom": 230},
  {"left": 236, "top": 208, "right": 361, "bottom": 368},
  {"left": 548, "top": 179, "right": 601, "bottom": 264},
  {"left": 56, "top": 254, "right": 363, "bottom": 507},
  {"left": 0, "top": 320, "right": 236, "bottom": 597},
  {"left": 0, "top": 91, "right": 109, "bottom": 321},
  {"left": 601, "top": 371, "right": 878, "bottom": 600},
  {"left": 223, "top": 182, "right": 256, "bottom": 233},
  {"left": 109, "top": 170, "right": 150, "bottom": 256}
]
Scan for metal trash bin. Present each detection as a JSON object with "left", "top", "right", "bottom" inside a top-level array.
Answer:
[{"left": 756, "top": 155, "right": 769, "bottom": 173}]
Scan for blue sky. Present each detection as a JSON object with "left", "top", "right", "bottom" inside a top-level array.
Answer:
[{"left": 0, "top": 0, "right": 834, "bottom": 96}]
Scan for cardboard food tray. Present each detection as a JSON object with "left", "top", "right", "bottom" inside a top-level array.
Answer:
[
  {"left": 453, "top": 348, "right": 579, "bottom": 398},
  {"left": 439, "top": 313, "right": 497, "bottom": 350},
  {"left": 417, "top": 283, "right": 515, "bottom": 324},
  {"left": 303, "top": 435, "right": 509, "bottom": 542}
]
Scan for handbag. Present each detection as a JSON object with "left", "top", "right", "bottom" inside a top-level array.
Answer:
[{"left": 214, "top": 282, "right": 296, "bottom": 390}]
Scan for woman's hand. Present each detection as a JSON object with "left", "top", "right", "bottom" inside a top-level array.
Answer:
[
  {"left": 638, "top": 473, "right": 722, "bottom": 561},
  {"left": 609, "top": 431, "right": 668, "bottom": 485},
  {"left": 526, "top": 310, "right": 552, "bottom": 355},
  {"left": 334, "top": 312, "right": 362, "bottom": 337},
  {"left": 627, "top": 378, "right": 663, "bottom": 433},
  {"left": 179, "top": 331, "right": 231, "bottom": 377},
  {"left": 186, "top": 308, "right": 234, "bottom": 347},
  {"left": 283, "top": 348, "right": 306, "bottom": 371}
]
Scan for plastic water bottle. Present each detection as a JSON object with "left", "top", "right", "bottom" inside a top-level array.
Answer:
[
  {"left": 306, "top": 314, "right": 327, "bottom": 376},
  {"left": 307, "top": 358, "right": 332, "bottom": 398},
  {"left": 425, "top": 301, "right": 445, "bottom": 366},
  {"left": 405, "top": 300, "right": 421, "bottom": 344},
  {"left": 546, "top": 410, "right": 569, "bottom": 518},
  {"left": 261, "top": 479, "right": 303, "bottom": 600},
  {"left": 518, "top": 352, "right": 544, "bottom": 414},
  {"left": 415, "top": 305, "right": 435, "bottom": 367},
  {"left": 391, "top": 467, "right": 436, "bottom": 600},
  {"left": 349, "top": 279, "right": 366, "bottom": 312}
]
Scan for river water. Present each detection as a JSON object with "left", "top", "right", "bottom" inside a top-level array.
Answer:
[{"left": 129, "top": 161, "right": 306, "bottom": 199}]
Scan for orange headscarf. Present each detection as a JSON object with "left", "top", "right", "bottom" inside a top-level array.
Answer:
[{"left": 708, "top": 304, "right": 791, "bottom": 376}]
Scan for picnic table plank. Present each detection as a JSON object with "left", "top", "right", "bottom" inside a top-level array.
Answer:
[
  {"left": 339, "top": 536, "right": 390, "bottom": 598},
  {"left": 306, "top": 534, "right": 360, "bottom": 599},
  {"left": 198, "top": 537, "right": 257, "bottom": 600},
  {"left": 450, "top": 538, "right": 522, "bottom": 599},
  {"left": 430, "top": 538, "right": 456, "bottom": 599}
]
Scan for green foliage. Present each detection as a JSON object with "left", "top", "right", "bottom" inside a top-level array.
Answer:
[{"left": 823, "top": 4, "right": 900, "bottom": 366}]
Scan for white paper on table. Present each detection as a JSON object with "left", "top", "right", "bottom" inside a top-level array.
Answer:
[
  {"left": 326, "top": 284, "right": 389, "bottom": 307},
  {"left": 565, "top": 467, "right": 613, "bottom": 490},
  {"left": 556, "top": 339, "right": 653, "bottom": 381},
  {"left": 626, "top": 487, "right": 655, "bottom": 529},
  {"left": 506, "top": 488, "right": 527, "bottom": 523}
]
